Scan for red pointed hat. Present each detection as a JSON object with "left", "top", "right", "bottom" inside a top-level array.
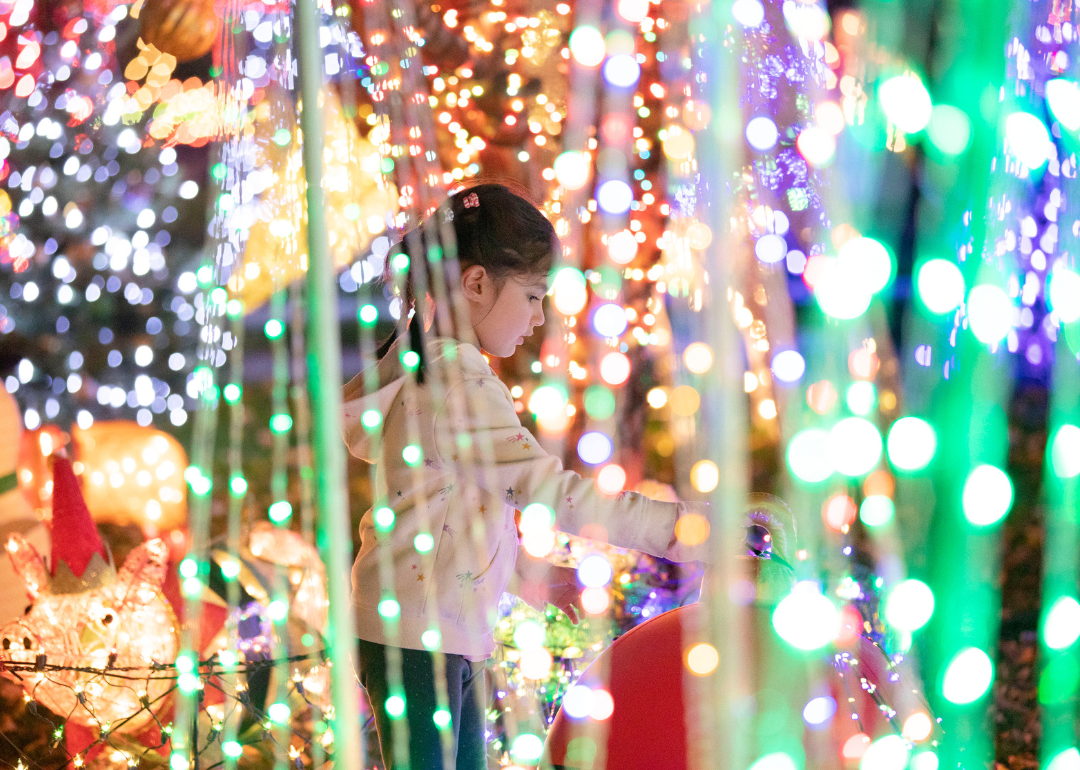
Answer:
[{"left": 50, "top": 456, "right": 109, "bottom": 578}]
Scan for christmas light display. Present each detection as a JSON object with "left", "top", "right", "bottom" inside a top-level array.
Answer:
[{"left": 2, "top": 0, "right": 1080, "bottom": 767}]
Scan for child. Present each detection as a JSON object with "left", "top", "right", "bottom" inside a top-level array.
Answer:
[{"left": 342, "top": 183, "right": 702, "bottom": 769}]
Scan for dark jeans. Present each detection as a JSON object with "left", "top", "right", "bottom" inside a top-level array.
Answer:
[{"left": 356, "top": 639, "right": 487, "bottom": 770}]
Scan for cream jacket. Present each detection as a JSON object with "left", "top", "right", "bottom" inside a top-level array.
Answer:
[{"left": 342, "top": 336, "right": 692, "bottom": 660}]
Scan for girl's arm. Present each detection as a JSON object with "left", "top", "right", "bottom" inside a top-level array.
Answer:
[{"left": 433, "top": 369, "right": 699, "bottom": 561}]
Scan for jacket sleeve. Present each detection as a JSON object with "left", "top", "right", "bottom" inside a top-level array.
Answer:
[{"left": 432, "top": 369, "right": 685, "bottom": 560}]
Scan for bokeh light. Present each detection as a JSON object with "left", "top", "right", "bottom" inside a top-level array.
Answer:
[
  {"left": 1049, "top": 267, "right": 1080, "bottom": 323},
  {"left": 1043, "top": 596, "right": 1080, "bottom": 650},
  {"left": 1005, "top": 111, "right": 1053, "bottom": 169},
  {"left": 1046, "top": 78, "right": 1080, "bottom": 131},
  {"left": 748, "top": 754, "right": 798, "bottom": 770},
  {"left": 596, "top": 179, "right": 633, "bottom": 214},
  {"left": 926, "top": 104, "right": 972, "bottom": 155},
  {"left": 838, "top": 236, "right": 893, "bottom": 294},
  {"left": 823, "top": 494, "right": 857, "bottom": 531},
  {"left": 755, "top": 233, "right": 788, "bottom": 263},
  {"left": 519, "top": 648, "right": 553, "bottom": 679},
  {"left": 860, "top": 734, "right": 912, "bottom": 770},
  {"left": 917, "top": 258, "right": 966, "bottom": 314},
  {"left": 772, "top": 581, "right": 839, "bottom": 650},
  {"left": 512, "top": 620, "right": 545, "bottom": 651},
  {"left": 597, "top": 463, "right": 626, "bottom": 494},
  {"left": 529, "top": 384, "right": 569, "bottom": 419},
  {"left": 746, "top": 116, "right": 779, "bottom": 150},
  {"left": 731, "top": 0, "right": 766, "bottom": 27},
  {"left": 860, "top": 495, "right": 895, "bottom": 527},
  {"left": 581, "top": 586, "right": 611, "bottom": 614},
  {"left": 827, "top": 417, "right": 883, "bottom": 477},
  {"left": 670, "top": 385, "right": 701, "bottom": 416},
  {"left": 568, "top": 25, "right": 606, "bottom": 66},
  {"left": 796, "top": 126, "right": 836, "bottom": 165},
  {"left": 577, "top": 554, "right": 614, "bottom": 588},
  {"left": 942, "top": 647, "right": 994, "bottom": 704},
  {"left": 1051, "top": 424, "right": 1080, "bottom": 478},
  {"left": 884, "top": 578, "right": 935, "bottom": 632},
  {"left": 554, "top": 151, "right": 590, "bottom": 190},
  {"left": 1048, "top": 750, "right": 1080, "bottom": 770},
  {"left": 561, "top": 685, "right": 595, "bottom": 719},
  {"left": 690, "top": 459, "right": 720, "bottom": 492},
  {"left": 510, "top": 733, "right": 545, "bottom": 763},
  {"left": 966, "top": 284, "right": 1014, "bottom": 344},
  {"left": 787, "top": 427, "right": 834, "bottom": 483},
  {"left": 771, "top": 350, "right": 806, "bottom": 383},
  {"left": 815, "top": 260, "right": 873, "bottom": 319},
  {"left": 607, "top": 229, "right": 638, "bottom": 264},
  {"left": 684, "top": 342, "right": 713, "bottom": 373},
  {"left": 577, "top": 431, "right": 614, "bottom": 465},
  {"left": 802, "top": 696, "right": 837, "bottom": 727},
  {"left": 552, "top": 267, "right": 588, "bottom": 315},
  {"left": 602, "top": 54, "right": 641, "bottom": 89},
  {"left": 599, "top": 352, "right": 631, "bottom": 385},
  {"left": 878, "top": 72, "right": 933, "bottom": 134},
  {"left": 685, "top": 642, "right": 719, "bottom": 675},
  {"left": 592, "top": 303, "right": 629, "bottom": 337},
  {"left": 845, "top": 381, "right": 877, "bottom": 416},
  {"left": 902, "top": 711, "right": 933, "bottom": 742},
  {"left": 962, "top": 464, "right": 1014, "bottom": 526},
  {"left": 887, "top": 417, "right": 938, "bottom": 471}
]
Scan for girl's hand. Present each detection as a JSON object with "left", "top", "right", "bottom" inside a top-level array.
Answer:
[{"left": 544, "top": 565, "right": 583, "bottom": 625}]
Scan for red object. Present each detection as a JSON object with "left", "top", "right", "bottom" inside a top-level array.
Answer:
[
  {"left": 545, "top": 605, "right": 690, "bottom": 769},
  {"left": 48, "top": 456, "right": 109, "bottom": 577}
]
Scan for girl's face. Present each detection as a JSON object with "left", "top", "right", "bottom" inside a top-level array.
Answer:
[{"left": 461, "top": 266, "right": 547, "bottom": 357}]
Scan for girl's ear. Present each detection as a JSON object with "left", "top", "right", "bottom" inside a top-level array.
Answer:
[{"left": 460, "top": 264, "right": 488, "bottom": 303}]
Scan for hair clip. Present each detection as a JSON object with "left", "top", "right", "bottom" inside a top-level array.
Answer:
[
  {"left": 443, "top": 207, "right": 454, "bottom": 223},
  {"left": 463, "top": 192, "right": 480, "bottom": 208}
]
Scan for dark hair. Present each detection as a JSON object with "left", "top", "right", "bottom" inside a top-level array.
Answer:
[{"left": 381, "top": 183, "right": 559, "bottom": 382}]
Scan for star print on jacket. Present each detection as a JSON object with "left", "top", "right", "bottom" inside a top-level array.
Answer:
[
  {"left": 456, "top": 571, "right": 474, "bottom": 585},
  {"left": 442, "top": 523, "right": 455, "bottom": 537}
]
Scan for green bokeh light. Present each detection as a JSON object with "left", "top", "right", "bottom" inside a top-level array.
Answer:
[
  {"left": 583, "top": 385, "right": 616, "bottom": 419},
  {"left": 845, "top": 381, "right": 876, "bottom": 416},
  {"left": 1043, "top": 596, "right": 1080, "bottom": 650},
  {"left": 787, "top": 428, "right": 833, "bottom": 483},
  {"left": 926, "top": 104, "right": 972, "bottom": 155},
  {"left": 772, "top": 582, "right": 839, "bottom": 651},
  {"left": 374, "top": 506, "right": 396, "bottom": 531},
  {"left": 967, "top": 284, "right": 1014, "bottom": 344},
  {"left": 860, "top": 495, "right": 895, "bottom": 527},
  {"left": 414, "top": 532, "right": 434, "bottom": 553},
  {"left": 1051, "top": 424, "right": 1080, "bottom": 478},
  {"left": 962, "top": 464, "right": 1014, "bottom": 526},
  {"left": 884, "top": 578, "right": 935, "bottom": 632},
  {"left": 941, "top": 647, "right": 993, "bottom": 704},
  {"left": 827, "top": 417, "right": 882, "bottom": 477},
  {"left": 529, "top": 384, "right": 568, "bottom": 419},
  {"left": 887, "top": 416, "right": 937, "bottom": 471},
  {"left": 917, "top": 259, "right": 965, "bottom": 314}
]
